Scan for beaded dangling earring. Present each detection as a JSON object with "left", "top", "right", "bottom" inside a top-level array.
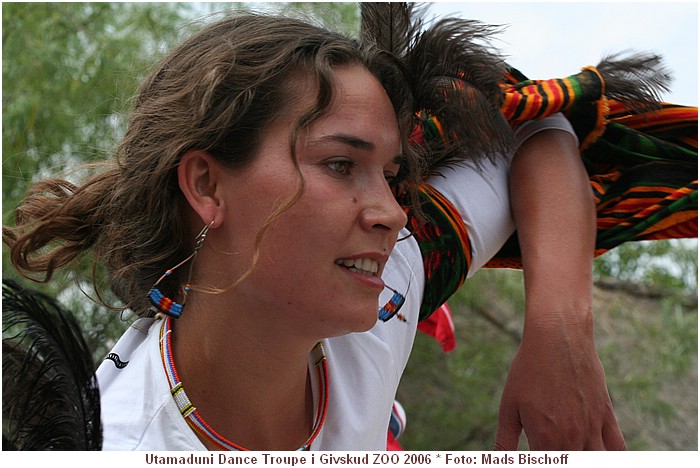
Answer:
[
  {"left": 148, "top": 220, "right": 214, "bottom": 319},
  {"left": 378, "top": 285, "right": 408, "bottom": 323}
]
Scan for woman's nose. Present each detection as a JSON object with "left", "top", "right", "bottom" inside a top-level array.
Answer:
[{"left": 358, "top": 182, "right": 408, "bottom": 234}]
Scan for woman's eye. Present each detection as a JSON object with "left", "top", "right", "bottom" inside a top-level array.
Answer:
[
  {"left": 386, "top": 166, "right": 403, "bottom": 187},
  {"left": 326, "top": 160, "right": 355, "bottom": 175}
]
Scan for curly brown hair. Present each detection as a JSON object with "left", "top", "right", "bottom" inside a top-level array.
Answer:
[{"left": 3, "top": 13, "right": 421, "bottom": 315}]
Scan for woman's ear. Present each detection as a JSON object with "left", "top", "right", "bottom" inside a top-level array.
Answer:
[{"left": 178, "top": 150, "right": 224, "bottom": 228}]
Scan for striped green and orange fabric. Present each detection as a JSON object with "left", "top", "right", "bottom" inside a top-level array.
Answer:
[
  {"left": 488, "top": 67, "right": 697, "bottom": 269},
  {"left": 407, "top": 66, "right": 697, "bottom": 319},
  {"left": 404, "top": 183, "right": 473, "bottom": 320}
]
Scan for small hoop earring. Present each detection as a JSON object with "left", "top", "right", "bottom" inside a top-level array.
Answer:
[{"left": 148, "top": 220, "right": 214, "bottom": 318}]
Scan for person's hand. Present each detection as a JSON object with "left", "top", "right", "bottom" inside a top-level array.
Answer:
[{"left": 494, "top": 316, "right": 626, "bottom": 450}]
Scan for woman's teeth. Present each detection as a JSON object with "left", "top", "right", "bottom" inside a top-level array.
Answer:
[{"left": 336, "top": 258, "right": 379, "bottom": 276}]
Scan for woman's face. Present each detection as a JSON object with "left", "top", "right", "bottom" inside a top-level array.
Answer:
[{"left": 209, "top": 65, "right": 407, "bottom": 339}]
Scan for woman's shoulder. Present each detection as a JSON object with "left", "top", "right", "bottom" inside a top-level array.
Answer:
[
  {"left": 97, "top": 317, "right": 158, "bottom": 374},
  {"left": 97, "top": 317, "right": 173, "bottom": 450}
]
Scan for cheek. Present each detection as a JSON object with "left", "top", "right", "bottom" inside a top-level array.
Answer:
[
  {"left": 264, "top": 195, "right": 353, "bottom": 255},
  {"left": 226, "top": 171, "right": 359, "bottom": 279},
  {"left": 224, "top": 170, "right": 301, "bottom": 243},
  {"left": 282, "top": 177, "right": 359, "bottom": 232}
]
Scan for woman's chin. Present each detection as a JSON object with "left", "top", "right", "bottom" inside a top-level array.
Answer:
[{"left": 323, "top": 307, "right": 379, "bottom": 338}]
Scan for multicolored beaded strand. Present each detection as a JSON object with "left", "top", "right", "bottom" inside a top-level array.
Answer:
[
  {"left": 158, "top": 316, "right": 329, "bottom": 451},
  {"left": 378, "top": 285, "right": 407, "bottom": 322}
]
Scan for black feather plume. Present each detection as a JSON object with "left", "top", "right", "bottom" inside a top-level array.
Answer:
[
  {"left": 2, "top": 279, "right": 102, "bottom": 450},
  {"left": 406, "top": 16, "right": 514, "bottom": 170},
  {"left": 360, "top": 2, "right": 425, "bottom": 57},
  {"left": 360, "top": 3, "right": 514, "bottom": 173},
  {"left": 597, "top": 50, "right": 673, "bottom": 112}
]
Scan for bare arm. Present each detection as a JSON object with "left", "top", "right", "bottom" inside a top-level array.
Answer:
[{"left": 494, "top": 128, "right": 626, "bottom": 450}]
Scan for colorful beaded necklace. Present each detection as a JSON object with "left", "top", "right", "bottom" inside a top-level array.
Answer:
[{"left": 158, "top": 315, "right": 329, "bottom": 451}]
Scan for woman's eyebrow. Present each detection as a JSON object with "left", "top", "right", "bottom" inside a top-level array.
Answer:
[
  {"left": 313, "top": 134, "right": 404, "bottom": 163},
  {"left": 315, "top": 133, "right": 375, "bottom": 151}
]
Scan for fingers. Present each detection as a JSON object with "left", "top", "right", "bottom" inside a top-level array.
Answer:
[
  {"left": 578, "top": 424, "right": 625, "bottom": 450},
  {"left": 494, "top": 400, "right": 626, "bottom": 450},
  {"left": 602, "top": 418, "right": 627, "bottom": 451},
  {"left": 493, "top": 426, "right": 521, "bottom": 451},
  {"left": 493, "top": 394, "right": 522, "bottom": 450}
]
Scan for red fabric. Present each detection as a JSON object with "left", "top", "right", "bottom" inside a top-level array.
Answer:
[
  {"left": 387, "top": 432, "right": 403, "bottom": 451},
  {"left": 387, "top": 305, "right": 456, "bottom": 450},
  {"left": 417, "top": 303, "right": 456, "bottom": 352}
]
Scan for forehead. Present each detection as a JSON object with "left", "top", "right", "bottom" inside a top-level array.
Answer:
[
  {"left": 303, "top": 65, "right": 401, "bottom": 145},
  {"left": 282, "top": 63, "right": 395, "bottom": 116},
  {"left": 253, "top": 64, "right": 402, "bottom": 164}
]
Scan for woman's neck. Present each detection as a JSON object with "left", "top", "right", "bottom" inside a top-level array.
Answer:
[{"left": 168, "top": 298, "right": 320, "bottom": 450}]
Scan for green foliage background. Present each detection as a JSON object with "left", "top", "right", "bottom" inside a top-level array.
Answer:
[{"left": 3, "top": 2, "right": 697, "bottom": 450}]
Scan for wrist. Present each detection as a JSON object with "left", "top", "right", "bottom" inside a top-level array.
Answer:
[{"left": 522, "top": 294, "right": 595, "bottom": 339}]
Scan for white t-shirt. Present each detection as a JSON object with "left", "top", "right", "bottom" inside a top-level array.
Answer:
[{"left": 97, "top": 115, "right": 576, "bottom": 451}]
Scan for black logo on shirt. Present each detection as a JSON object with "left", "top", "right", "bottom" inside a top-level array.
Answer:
[{"left": 106, "top": 352, "right": 129, "bottom": 369}]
